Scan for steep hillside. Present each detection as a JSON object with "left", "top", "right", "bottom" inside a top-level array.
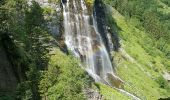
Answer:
[
  {"left": 0, "top": 0, "right": 170, "bottom": 100},
  {"left": 109, "top": 6, "right": 170, "bottom": 99},
  {"left": 98, "top": 0, "right": 170, "bottom": 99}
]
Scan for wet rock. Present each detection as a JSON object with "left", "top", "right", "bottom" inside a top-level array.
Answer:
[
  {"left": 107, "top": 73, "right": 124, "bottom": 89},
  {"left": 93, "top": 0, "right": 111, "bottom": 53},
  {"left": 83, "top": 88, "right": 102, "bottom": 100},
  {"left": 62, "top": 0, "right": 67, "bottom": 4}
]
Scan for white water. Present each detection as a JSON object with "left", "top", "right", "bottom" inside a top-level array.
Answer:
[
  {"left": 62, "top": 0, "right": 119, "bottom": 83},
  {"left": 61, "top": 0, "right": 142, "bottom": 99}
]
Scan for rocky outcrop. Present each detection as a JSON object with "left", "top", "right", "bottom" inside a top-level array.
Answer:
[
  {"left": 84, "top": 88, "right": 102, "bottom": 100},
  {"left": 93, "top": 0, "right": 111, "bottom": 53},
  {"left": 28, "top": 0, "right": 62, "bottom": 37},
  {"left": 28, "top": 0, "right": 68, "bottom": 52},
  {"left": 93, "top": 0, "right": 121, "bottom": 53}
]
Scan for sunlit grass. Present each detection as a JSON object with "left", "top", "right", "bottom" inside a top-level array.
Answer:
[{"left": 109, "top": 6, "right": 170, "bottom": 99}]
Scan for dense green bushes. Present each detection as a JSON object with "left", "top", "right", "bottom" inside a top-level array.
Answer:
[
  {"left": 0, "top": 0, "right": 51, "bottom": 99},
  {"left": 156, "top": 76, "right": 170, "bottom": 90},
  {"left": 85, "top": 0, "right": 94, "bottom": 6},
  {"left": 1, "top": 0, "right": 93, "bottom": 99},
  {"left": 1, "top": 0, "right": 170, "bottom": 99},
  {"left": 39, "top": 49, "right": 92, "bottom": 100},
  {"left": 161, "top": 0, "right": 170, "bottom": 7}
]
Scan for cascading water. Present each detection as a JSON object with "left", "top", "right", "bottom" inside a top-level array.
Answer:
[
  {"left": 62, "top": 0, "right": 119, "bottom": 84},
  {"left": 61, "top": 0, "right": 142, "bottom": 99}
]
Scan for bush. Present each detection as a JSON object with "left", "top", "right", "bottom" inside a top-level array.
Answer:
[
  {"left": 39, "top": 49, "right": 92, "bottom": 100},
  {"left": 156, "top": 76, "right": 170, "bottom": 90},
  {"left": 0, "top": 96, "right": 14, "bottom": 100},
  {"left": 161, "top": 0, "right": 170, "bottom": 7}
]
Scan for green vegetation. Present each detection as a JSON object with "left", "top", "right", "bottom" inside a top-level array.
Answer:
[
  {"left": 103, "top": 0, "right": 170, "bottom": 99},
  {"left": 85, "top": 0, "right": 94, "bottom": 13},
  {"left": 1, "top": 0, "right": 53, "bottom": 99},
  {"left": 48, "top": 0, "right": 59, "bottom": 4},
  {"left": 0, "top": 1, "right": 93, "bottom": 99},
  {"left": 1, "top": 0, "right": 170, "bottom": 100},
  {"left": 156, "top": 76, "right": 170, "bottom": 89},
  {"left": 104, "top": 0, "right": 170, "bottom": 55},
  {"left": 161, "top": 0, "right": 170, "bottom": 7},
  {"left": 39, "top": 49, "right": 92, "bottom": 100},
  {"left": 95, "top": 83, "right": 131, "bottom": 100},
  {"left": 85, "top": 0, "right": 94, "bottom": 6}
]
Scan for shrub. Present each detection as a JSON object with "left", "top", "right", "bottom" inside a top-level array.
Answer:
[
  {"left": 39, "top": 49, "right": 92, "bottom": 100},
  {"left": 156, "top": 76, "right": 170, "bottom": 90}
]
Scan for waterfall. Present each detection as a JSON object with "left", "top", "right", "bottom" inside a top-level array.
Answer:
[{"left": 61, "top": 0, "right": 119, "bottom": 84}]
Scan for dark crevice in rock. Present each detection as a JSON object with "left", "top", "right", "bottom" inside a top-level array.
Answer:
[
  {"left": 93, "top": 0, "right": 111, "bottom": 53},
  {"left": 93, "top": 0, "right": 121, "bottom": 53},
  {"left": 62, "top": 0, "right": 67, "bottom": 4}
]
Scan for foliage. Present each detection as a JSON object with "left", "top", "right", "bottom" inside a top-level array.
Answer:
[
  {"left": 0, "top": 95, "right": 15, "bottom": 100},
  {"left": 0, "top": 0, "right": 51, "bottom": 99},
  {"left": 161, "top": 0, "right": 170, "bottom": 7},
  {"left": 1, "top": 0, "right": 85, "bottom": 99},
  {"left": 43, "top": 7, "right": 54, "bottom": 15},
  {"left": 39, "top": 49, "right": 92, "bottom": 100},
  {"left": 25, "top": 1, "right": 44, "bottom": 33},
  {"left": 103, "top": 0, "right": 170, "bottom": 57},
  {"left": 16, "top": 1, "right": 51, "bottom": 99},
  {"left": 156, "top": 76, "right": 170, "bottom": 90},
  {"left": 85, "top": 0, "right": 94, "bottom": 13},
  {"left": 108, "top": 5, "right": 170, "bottom": 99}
]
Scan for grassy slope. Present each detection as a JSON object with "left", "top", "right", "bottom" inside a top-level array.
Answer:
[
  {"left": 42, "top": 1, "right": 170, "bottom": 99},
  {"left": 39, "top": 49, "right": 91, "bottom": 100},
  {"left": 108, "top": 6, "right": 170, "bottom": 100},
  {"left": 157, "top": 0, "right": 170, "bottom": 14},
  {"left": 83, "top": 1, "right": 170, "bottom": 99},
  {"left": 46, "top": 49, "right": 132, "bottom": 100},
  {"left": 95, "top": 83, "right": 132, "bottom": 100}
]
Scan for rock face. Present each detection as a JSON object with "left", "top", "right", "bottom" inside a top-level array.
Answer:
[
  {"left": 28, "top": 0, "right": 67, "bottom": 52},
  {"left": 28, "top": 0, "right": 62, "bottom": 37},
  {"left": 93, "top": 0, "right": 110, "bottom": 52},
  {"left": 0, "top": 35, "right": 18, "bottom": 96},
  {"left": 62, "top": 0, "right": 67, "bottom": 4},
  {"left": 84, "top": 88, "right": 102, "bottom": 100},
  {"left": 94, "top": 2, "right": 121, "bottom": 52}
]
